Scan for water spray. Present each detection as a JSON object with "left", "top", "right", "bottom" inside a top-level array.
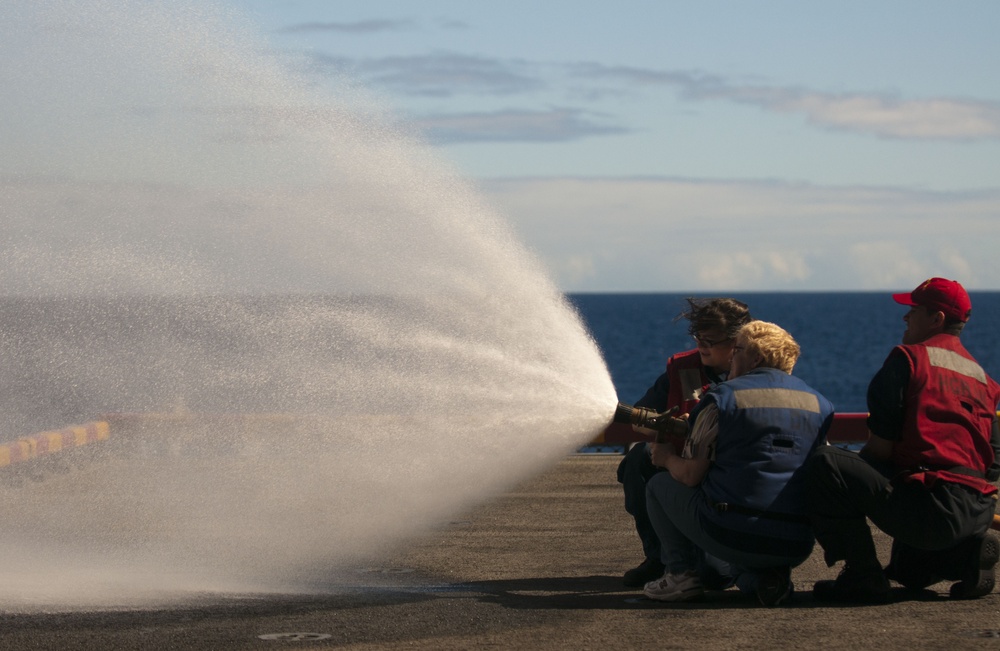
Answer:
[{"left": 0, "top": 0, "right": 620, "bottom": 608}]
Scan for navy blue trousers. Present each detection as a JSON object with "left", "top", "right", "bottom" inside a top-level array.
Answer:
[{"left": 617, "top": 442, "right": 664, "bottom": 562}]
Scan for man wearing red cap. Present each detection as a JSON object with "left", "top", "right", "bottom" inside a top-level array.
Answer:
[{"left": 805, "top": 278, "right": 1000, "bottom": 602}]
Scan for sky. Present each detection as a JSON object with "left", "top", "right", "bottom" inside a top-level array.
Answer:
[
  {"left": 216, "top": 0, "right": 1000, "bottom": 292},
  {"left": 4, "top": 1, "right": 998, "bottom": 294}
]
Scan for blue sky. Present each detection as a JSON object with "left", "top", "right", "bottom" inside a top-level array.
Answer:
[
  {"left": 221, "top": 0, "right": 1000, "bottom": 292},
  {"left": 5, "top": 1, "right": 999, "bottom": 294},
  {"left": 240, "top": 1, "right": 999, "bottom": 184}
]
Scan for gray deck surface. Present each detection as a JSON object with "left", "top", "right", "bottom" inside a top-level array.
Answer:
[{"left": 1, "top": 455, "right": 998, "bottom": 650}]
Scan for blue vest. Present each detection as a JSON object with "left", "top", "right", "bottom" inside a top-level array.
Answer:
[{"left": 690, "top": 367, "right": 834, "bottom": 545}]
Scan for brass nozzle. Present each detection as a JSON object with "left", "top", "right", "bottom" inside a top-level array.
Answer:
[
  {"left": 613, "top": 402, "right": 686, "bottom": 443},
  {"left": 613, "top": 401, "right": 634, "bottom": 425},
  {"left": 613, "top": 402, "right": 658, "bottom": 429}
]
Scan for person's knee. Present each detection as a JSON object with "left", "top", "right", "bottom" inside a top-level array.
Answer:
[
  {"left": 645, "top": 470, "right": 674, "bottom": 507},
  {"left": 644, "top": 474, "right": 671, "bottom": 532},
  {"left": 618, "top": 443, "right": 647, "bottom": 479},
  {"left": 617, "top": 445, "right": 638, "bottom": 482},
  {"left": 802, "top": 446, "right": 846, "bottom": 514},
  {"left": 619, "top": 445, "right": 649, "bottom": 513},
  {"left": 804, "top": 445, "right": 838, "bottom": 487},
  {"left": 809, "top": 444, "right": 838, "bottom": 467},
  {"left": 623, "top": 484, "right": 646, "bottom": 518}
]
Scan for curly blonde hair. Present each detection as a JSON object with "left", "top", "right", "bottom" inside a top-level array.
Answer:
[{"left": 738, "top": 320, "right": 800, "bottom": 374}]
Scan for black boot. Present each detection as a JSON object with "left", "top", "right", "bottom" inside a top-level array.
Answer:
[
  {"left": 813, "top": 563, "right": 890, "bottom": 604},
  {"left": 884, "top": 540, "right": 941, "bottom": 590},
  {"left": 623, "top": 558, "right": 665, "bottom": 588},
  {"left": 947, "top": 533, "right": 999, "bottom": 600},
  {"left": 755, "top": 566, "right": 793, "bottom": 607}
]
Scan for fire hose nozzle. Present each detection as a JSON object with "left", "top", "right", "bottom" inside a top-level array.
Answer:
[{"left": 613, "top": 402, "right": 687, "bottom": 444}]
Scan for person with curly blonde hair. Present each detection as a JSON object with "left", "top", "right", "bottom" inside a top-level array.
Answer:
[
  {"left": 642, "top": 321, "right": 833, "bottom": 606},
  {"left": 734, "top": 320, "right": 800, "bottom": 374}
]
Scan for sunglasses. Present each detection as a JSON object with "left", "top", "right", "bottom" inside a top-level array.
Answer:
[{"left": 692, "top": 334, "right": 730, "bottom": 348}]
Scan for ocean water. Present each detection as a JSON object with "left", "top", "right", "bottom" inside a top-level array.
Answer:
[{"left": 569, "top": 292, "right": 1000, "bottom": 414}]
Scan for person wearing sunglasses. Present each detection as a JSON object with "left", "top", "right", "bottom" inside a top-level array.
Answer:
[
  {"left": 643, "top": 320, "right": 834, "bottom": 606},
  {"left": 618, "top": 297, "right": 752, "bottom": 588}
]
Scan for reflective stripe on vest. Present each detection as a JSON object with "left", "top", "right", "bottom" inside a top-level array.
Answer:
[
  {"left": 678, "top": 367, "right": 706, "bottom": 404},
  {"left": 733, "top": 387, "right": 822, "bottom": 413},
  {"left": 666, "top": 349, "right": 710, "bottom": 414},
  {"left": 927, "top": 346, "right": 987, "bottom": 385}
]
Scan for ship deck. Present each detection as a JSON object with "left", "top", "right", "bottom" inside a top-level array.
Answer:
[{"left": 1, "top": 454, "right": 997, "bottom": 650}]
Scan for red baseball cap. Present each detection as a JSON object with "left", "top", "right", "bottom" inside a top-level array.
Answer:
[{"left": 892, "top": 277, "right": 971, "bottom": 322}]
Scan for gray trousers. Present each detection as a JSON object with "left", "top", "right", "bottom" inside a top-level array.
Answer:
[{"left": 646, "top": 471, "right": 813, "bottom": 576}]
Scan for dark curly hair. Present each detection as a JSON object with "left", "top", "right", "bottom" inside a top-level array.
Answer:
[{"left": 677, "top": 297, "right": 752, "bottom": 340}]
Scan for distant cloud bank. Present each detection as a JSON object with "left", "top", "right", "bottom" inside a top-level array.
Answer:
[{"left": 481, "top": 176, "right": 1000, "bottom": 291}]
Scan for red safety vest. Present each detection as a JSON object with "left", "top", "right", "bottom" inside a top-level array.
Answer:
[
  {"left": 892, "top": 333, "right": 1000, "bottom": 494},
  {"left": 665, "top": 348, "right": 711, "bottom": 415}
]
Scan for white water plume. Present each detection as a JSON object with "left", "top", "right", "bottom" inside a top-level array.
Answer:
[{"left": 0, "top": 0, "right": 617, "bottom": 609}]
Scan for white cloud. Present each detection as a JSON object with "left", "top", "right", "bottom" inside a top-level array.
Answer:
[
  {"left": 847, "top": 241, "right": 979, "bottom": 290},
  {"left": 846, "top": 242, "right": 925, "bottom": 289},
  {"left": 938, "top": 247, "right": 975, "bottom": 283},
  {"left": 694, "top": 253, "right": 766, "bottom": 289},
  {"left": 574, "top": 63, "right": 1000, "bottom": 141},
  {"left": 559, "top": 254, "right": 599, "bottom": 286},
  {"left": 741, "top": 90, "right": 1000, "bottom": 140},
  {"left": 674, "top": 250, "right": 810, "bottom": 291},
  {"left": 482, "top": 177, "right": 1000, "bottom": 291}
]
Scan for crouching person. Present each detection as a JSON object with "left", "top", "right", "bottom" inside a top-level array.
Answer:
[
  {"left": 805, "top": 278, "right": 999, "bottom": 603},
  {"left": 642, "top": 321, "right": 834, "bottom": 606}
]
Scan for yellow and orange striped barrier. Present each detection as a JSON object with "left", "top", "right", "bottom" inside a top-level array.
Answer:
[{"left": 0, "top": 421, "right": 110, "bottom": 468}]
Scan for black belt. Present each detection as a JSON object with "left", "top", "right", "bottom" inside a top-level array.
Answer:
[
  {"left": 707, "top": 498, "right": 809, "bottom": 524},
  {"left": 892, "top": 464, "right": 987, "bottom": 485}
]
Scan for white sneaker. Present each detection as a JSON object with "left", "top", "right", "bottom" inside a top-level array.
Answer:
[{"left": 643, "top": 570, "right": 704, "bottom": 602}]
